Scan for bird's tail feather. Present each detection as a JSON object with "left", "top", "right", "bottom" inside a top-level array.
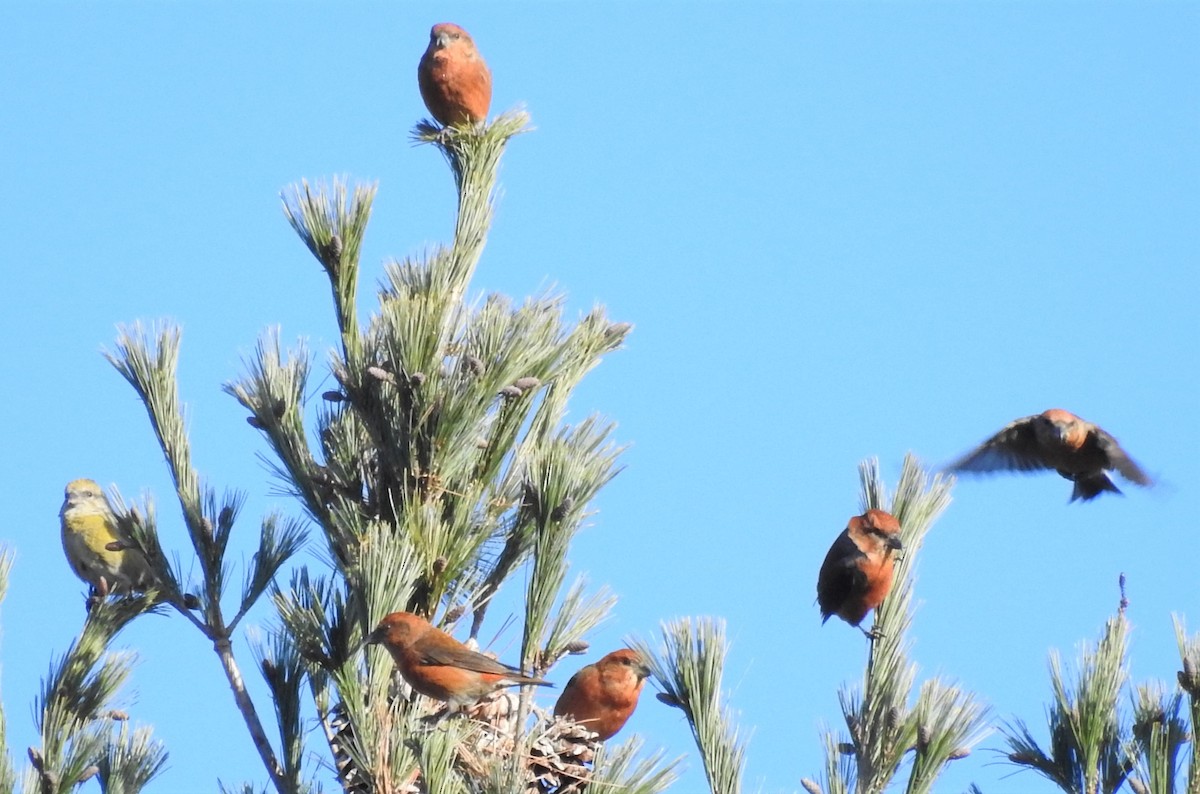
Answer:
[{"left": 1071, "top": 473, "right": 1122, "bottom": 502}]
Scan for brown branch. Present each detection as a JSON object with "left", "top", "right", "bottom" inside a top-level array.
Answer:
[{"left": 213, "top": 635, "right": 290, "bottom": 793}]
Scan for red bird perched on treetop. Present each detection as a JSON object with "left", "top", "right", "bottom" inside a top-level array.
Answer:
[
  {"left": 417, "top": 22, "right": 492, "bottom": 127},
  {"left": 367, "top": 611, "right": 550, "bottom": 711},
  {"left": 946, "top": 408, "right": 1153, "bottom": 502},
  {"left": 554, "top": 649, "right": 652, "bottom": 741},
  {"left": 817, "top": 509, "right": 904, "bottom": 636}
]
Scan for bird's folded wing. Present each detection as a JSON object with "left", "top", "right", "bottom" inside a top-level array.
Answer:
[{"left": 418, "top": 645, "right": 523, "bottom": 677}]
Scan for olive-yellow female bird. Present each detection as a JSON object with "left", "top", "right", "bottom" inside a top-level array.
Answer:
[{"left": 59, "top": 478, "right": 156, "bottom": 596}]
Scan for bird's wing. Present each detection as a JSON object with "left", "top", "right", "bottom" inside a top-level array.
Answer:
[
  {"left": 1093, "top": 429, "right": 1153, "bottom": 486},
  {"left": 553, "top": 669, "right": 589, "bottom": 715},
  {"left": 417, "top": 643, "right": 524, "bottom": 677},
  {"left": 103, "top": 510, "right": 158, "bottom": 589},
  {"left": 817, "top": 533, "right": 867, "bottom": 617},
  {"left": 947, "top": 415, "right": 1049, "bottom": 473}
]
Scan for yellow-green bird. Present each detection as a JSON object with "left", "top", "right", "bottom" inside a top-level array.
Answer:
[{"left": 59, "top": 478, "right": 156, "bottom": 597}]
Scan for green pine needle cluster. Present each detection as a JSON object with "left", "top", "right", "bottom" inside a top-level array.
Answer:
[
  {"left": 1002, "top": 602, "right": 1200, "bottom": 794},
  {"left": 630, "top": 618, "right": 747, "bottom": 794},
  {"left": 28, "top": 595, "right": 166, "bottom": 794}
]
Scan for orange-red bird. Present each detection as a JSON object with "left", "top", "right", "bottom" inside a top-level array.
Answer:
[
  {"left": 554, "top": 649, "right": 652, "bottom": 741},
  {"left": 817, "top": 510, "right": 904, "bottom": 632},
  {"left": 947, "top": 409, "right": 1152, "bottom": 502},
  {"left": 367, "top": 611, "right": 550, "bottom": 711},
  {"left": 417, "top": 23, "right": 492, "bottom": 126}
]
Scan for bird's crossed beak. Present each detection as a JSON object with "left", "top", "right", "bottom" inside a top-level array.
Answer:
[
  {"left": 364, "top": 626, "right": 383, "bottom": 647},
  {"left": 886, "top": 536, "right": 904, "bottom": 552},
  {"left": 434, "top": 31, "right": 451, "bottom": 49}
]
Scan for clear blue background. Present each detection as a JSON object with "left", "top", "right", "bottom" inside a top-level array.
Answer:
[{"left": 2, "top": 3, "right": 1197, "bottom": 792}]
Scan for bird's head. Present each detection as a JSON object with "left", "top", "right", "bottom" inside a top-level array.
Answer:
[
  {"left": 430, "top": 23, "right": 471, "bottom": 50},
  {"left": 61, "top": 478, "right": 107, "bottom": 515},
  {"left": 603, "top": 648, "right": 653, "bottom": 680},
  {"left": 366, "top": 611, "right": 429, "bottom": 649},
  {"left": 857, "top": 509, "right": 904, "bottom": 554},
  {"left": 1037, "top": 409, "right": 1082, "bottom": 444}
]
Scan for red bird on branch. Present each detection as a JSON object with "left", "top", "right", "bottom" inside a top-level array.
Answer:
[
  {"left": 417, "top": 23, "right": 492, "bottom": 127},
  {"left": 554, "top": 649, "right": 652, "bottom": 741},
  {"left": 367, "top": 611, "right": 550, "bottom": 711},
  {"left": 817, "top": 509, "right": 904, "bottom": 635},
  {"left": 946, "top": 408, "right": 1153, "bottom": 502}
]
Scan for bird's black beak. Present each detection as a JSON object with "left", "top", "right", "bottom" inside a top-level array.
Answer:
[
  {"left": 364, "top": 626, "right": 382, "bottom": 646},
  {"left": 435, "top": 31, "right": 451, "bottom": 49},
  {"left": 887, "top": 536, "right": 904, "bottom": 552}
]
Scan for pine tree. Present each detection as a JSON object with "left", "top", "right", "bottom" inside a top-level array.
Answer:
[{"left": 8, "top": 113, "right": 685, "bottom": 793}]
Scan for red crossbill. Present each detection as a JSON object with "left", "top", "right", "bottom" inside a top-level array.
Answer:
[
  {"left": 553, "top": 649, "right": 651, "bottom": 741},
  {"left": 417, "top": 23, "right": 492, "bottom": 127},
  {"left": 366, "top": 611, "right": 549, "bottom": 711},
  {"left": 60, "top": 478, "right": 156, "bottom": 597},
  {"left": 947, "top": 408, "right": 1153, "bottom": 501},
  {"left": 817, "top": 509, "right": 903, "bottom": 633}
]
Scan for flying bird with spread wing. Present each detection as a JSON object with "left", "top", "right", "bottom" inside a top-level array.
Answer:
[{"left": 946, "top": 409, "right": 1152, "bottom": 501}]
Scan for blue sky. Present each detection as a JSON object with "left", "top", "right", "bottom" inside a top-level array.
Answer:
[{"left": 2, "top": 3, "right": 1197, "bottom": 792}]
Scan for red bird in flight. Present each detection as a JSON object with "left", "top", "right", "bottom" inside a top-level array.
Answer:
[
  {"left": 417, "top": 23, "right": 492, "bottom": 127},
  {"left": 554, "top": 649, "right": 652, "bottom": 741},
  {"left": 947, "top": 408, "right": 1152, "bottom": 502},
  {"left": 367, "top": 611, "right": 549, "bottom": 711},
  {"left": 817, "top": 509, "right": 904, "bottom": 636}
]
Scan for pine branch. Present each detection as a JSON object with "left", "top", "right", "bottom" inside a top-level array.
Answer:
[
  {"left": 904, "top": 679, "right": 990, "bottom": 794},
  {"left": 105, "top": 490, "right": 203, "bottom": 615},
  {"left": 416, "top": 718, "right": 473, "bottom": 794},
  {"left": 106, "top": 325, "right": 207, "bottom": 570},
  {"left": 520, "top": 420, "right": 623, "bottom": 673},
  {"left": 631, "top": 618, "right": 748, "bottom": 794},
  {"left": 413, "top": 111, "right": 532, "bottom": 301},
  {"left": 0, "top": 549, "right": 16, "bottom": 793},
  {"left": 281, "top": 177, "right": 376, "bottom": 360},
  {"left": 1002, "top": 587, "right": 1134, "bottom": 794},
  {"left": 803, "top": 730, "right": 855, "bottom": 794},
  {"left": 236, "top": 513, "right": 308, "bottom": 631},
  {"left": 251, "top": 630, "right": 309, "bottom": 793},
  {"left": 97, "top": 723, "right": 168, "bottom": 794},
  {"left": 29, "top": 596, "right": 162, "bottom": 794},
  {"left": 107, "top": 324, "right": 294, "bottom": 793},
  {"left": 1171, "top": 616, "right": 1200, "bottom": 794},
  {"left": 219, "top": 783, "right": 269, "bottom": 794},
  {"left": 537, "top": 579, "right": 617, "bottom": 675},
  {"left": 1128, "top": 681, "right": 1186, "bottom": 794},
  {"left": 586, "top": 736, "right": 682, "bottom": 794}
]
